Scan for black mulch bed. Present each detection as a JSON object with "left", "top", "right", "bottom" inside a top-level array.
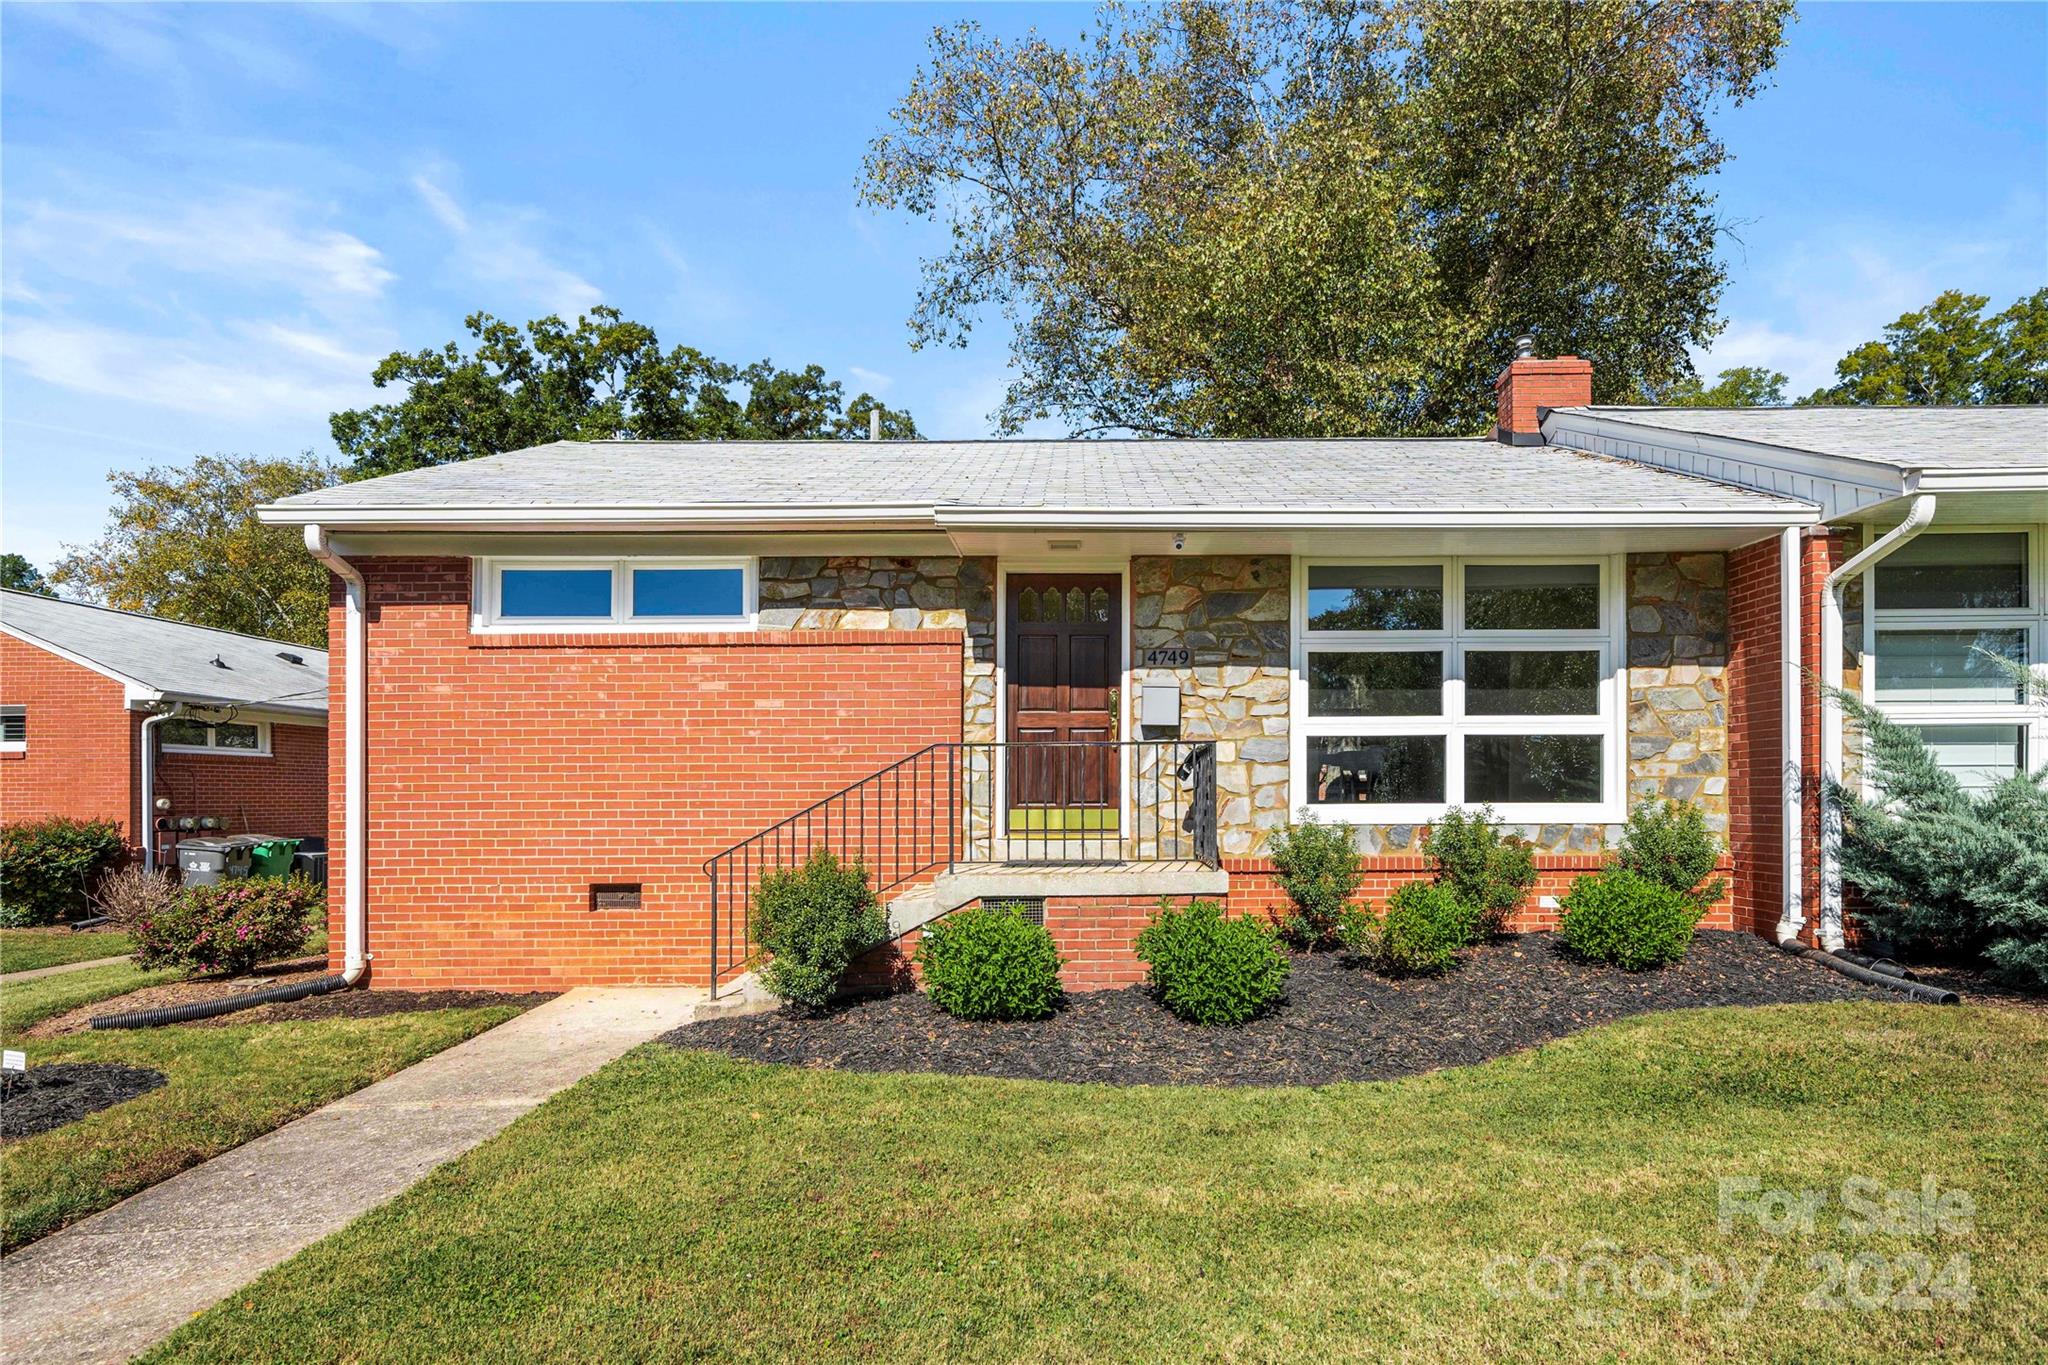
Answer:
[
  {"left": 665, "top": 931, "right": 1896, "bottom": 1088},
  {"left": 1, "top": 1064, "right": 168, "bottom": 1139},
  {"left": 184, "top": 988, "right": 557, "bottom": 1028}
]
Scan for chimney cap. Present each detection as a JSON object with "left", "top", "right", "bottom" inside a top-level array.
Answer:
[{"left": 1512, "top": 333, "right": 1536, "bottom": 360}]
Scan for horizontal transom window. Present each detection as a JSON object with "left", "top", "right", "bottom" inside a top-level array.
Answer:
[
  {"left": 474, "top": 558, "right": 755, "bottom": 632},
  {"left": 1296, "top": 557, "right": 1620, "bottom": 821},
  {"left": 160, "top": 718, "right": 269, "bottom": 755}
]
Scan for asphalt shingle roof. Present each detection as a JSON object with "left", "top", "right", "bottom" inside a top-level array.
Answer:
[
  {"left": 265, "top": 438, "right": 1813, "bottom": 518},
  {"left": 1563, "top": 406, "right": 2048, "bottom": 473},
  {"left": 0, "top": 591, "right": 328, "bottom": 717}
]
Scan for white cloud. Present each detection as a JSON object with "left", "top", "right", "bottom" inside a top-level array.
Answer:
[
  {"left": 2, "top": 317, "right": 383, "bottom": 422},
  {"left": 411, "top": 169, "right": 604, "bottom": 319},
  {"left": 847, "top": 365, "right": 893, "bottom": 392}
]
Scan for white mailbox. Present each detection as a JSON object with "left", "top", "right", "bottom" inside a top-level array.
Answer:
[{"left": 1138, "top": 680, "right": 1182, "bottom": 729}]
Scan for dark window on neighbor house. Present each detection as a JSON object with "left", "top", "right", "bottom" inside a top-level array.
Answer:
[
  {"left": 0, "top": 705, "right": 24, "bottom": 747},
  {"left": 160, "top": 718, "right": 270, "bottom": 755}
]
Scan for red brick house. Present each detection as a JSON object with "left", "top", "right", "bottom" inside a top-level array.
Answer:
[
  {"left": 256, "top": 349, "right": 2047, "bottom": 994},
  {"left": 0, "top": 591, "right": 328, "bottom": 867}
]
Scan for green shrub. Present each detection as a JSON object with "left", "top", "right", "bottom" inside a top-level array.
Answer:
[
  {"left": 1557, "top": 867, "right": 1702, "bottom": 970},
  {"left": 1423, "top": 806, "right": 1535, "bottom": 940},
  {"left": 133, "top": 876, "right": 321, "bottom": 976},
  {"left": 918, "top": 901, "right": 1065, "bottom": 1020},
  {"left": 1134, "top": 898, "right": 1289, "bottom": 1026},
  {"left": 0, "top": 817, "right": 129, "bottom": 927},
  {"left": 753, "top": 851, "right": 887, "bottom": 1010},
  {"left": 1265, "top": 811, "right": 1364, "bottom": 948},
  {"left": 1367, "top": 882, "right": 1469, "bottom": 976},
  {"left": 1615, "top": 800, "right": 1726, "bottom": 913}
]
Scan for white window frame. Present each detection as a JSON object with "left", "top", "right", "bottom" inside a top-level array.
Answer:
[
  {"left": 0, "top": 704, "right": 24, "bottom": 753},
  {"left": 471, "top": 556, "right": 757, "bottom": 634},
  {"left": 160, "top": 718, "right": 272, "bottom": 757},
  {"left": 1860, "top": 523, "right": 2047, "bottom": 794},
  {"left": 1290, "top": 554, "right": 1626, "bottom": 824}
]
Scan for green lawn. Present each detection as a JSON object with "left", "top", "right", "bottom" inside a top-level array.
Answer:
[
  {"left": 149, "top": 1002, "right": 2047, "bottom": 1363},
  {"left": 1, "top": 964, "right": 527, "bottom": 1252},
  {"left": 0, "top": 928, "right": 134, "bottom": 974}
]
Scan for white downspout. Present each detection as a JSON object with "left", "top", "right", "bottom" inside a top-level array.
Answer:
[
  {"left": 304, "top": 525, "right": 369, "bottom": 986},
  {"left": 1775, "top": 527, "right": 1804, "bottom": 944},
  {"left": 138, "top": 703, "right": 186, "bottom": 873},
  {"left": 1817, "top": 493, "right": 1936, "bottom": 951}
]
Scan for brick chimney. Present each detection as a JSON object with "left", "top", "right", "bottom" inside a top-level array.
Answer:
[{"left": 1494, "top": 334, "right": 1592, "bottom": 445}]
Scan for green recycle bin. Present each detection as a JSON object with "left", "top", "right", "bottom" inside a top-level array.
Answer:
[{"left": 248, "top": 838, "right": 303, "bottom": 879}]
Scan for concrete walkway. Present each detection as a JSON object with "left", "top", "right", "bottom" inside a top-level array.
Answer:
[
  {"left": 1, "top": 986, "right": 703, "bottom": 1365},
  {"left": 1, "top": 954, "right": 132, "bottom": 983}
]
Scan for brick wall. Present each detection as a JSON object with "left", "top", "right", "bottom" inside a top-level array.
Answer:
[
  {"left": 154, "top": 720, "right": 327, "bottom": 841},
  {"left": 1725, "top": 538, "right": 1784, "bottom": 938},
  {"left": 327, "top": 556, "right": 964, "bottom": 990},
  {"left": 0, "top": 634, "right": 136, "bottom": 837}
]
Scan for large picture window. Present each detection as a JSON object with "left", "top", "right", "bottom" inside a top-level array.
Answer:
[
  {"left": 1294, "top": 557, "right": 1621, "bottom": 822},
  {"left": 473, "top": 557, "right": 755, "bottom": 632},
  {"left": 1864, "top": 526, "right": 2045, "bottom": 795}
]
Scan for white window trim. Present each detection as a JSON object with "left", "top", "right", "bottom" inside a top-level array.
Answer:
[
  {"left": 0, "top": 704, "right": 24, "bottom": 754},
  {"left": 161, "top": 719, "right": 272, "bottom": 758},
  {"left": 471, "top": 556, "right": 758, "bottom": 634},
  {"left": 1289, "top": 554, "right": 1626, "bottom": 824},
  {"left": 1860, "top": 523, "right": 2048, "bottom": 795}
]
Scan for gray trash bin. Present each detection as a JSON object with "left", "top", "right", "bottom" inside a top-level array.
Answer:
[
  {"left": 177, "top": 837, "right": 254, "bottom": 886},
  {"left": 291, "top": 850, "right": 329, "bottom": 886}
]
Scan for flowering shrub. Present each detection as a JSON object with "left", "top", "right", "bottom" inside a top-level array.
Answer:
[{"left": 133, "top": 877, "right": 321, "bottom": 976}]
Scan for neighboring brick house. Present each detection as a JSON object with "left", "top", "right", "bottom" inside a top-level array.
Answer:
[
  {"left": 0, "top": 591, "right": 328, "bottom": 867},
  {"left": 258, "top": 348, "right": 2047, "bottom": 993}
]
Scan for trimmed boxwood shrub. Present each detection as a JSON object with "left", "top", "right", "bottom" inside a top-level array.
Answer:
[
  {"left": 917, "top": 901, "right": 1064, "bottom": 1020},
  {"left": 1558, "top": 867, "right": 1703, "bottom": 970},
  {"left": 1423, "top": 805, "right": 1536, "bottom": 941},
  {"left": 1362, "top": 882, "right": 1469, "bottom": 976},
  {"left": 1265, "top": 811, "right": 1363, "bottom": 949},
  {"left": 1135, "top": 897, "right": 1289, "bottom": 1026},
  {"left": 134, "top": 876, "right": 321, "bottom": 976},
  {"left": 753, "top": 851, "right": 886, "bottom": 1010},
  {"left": 0, "top": 817, "right": 128, "bottom": 927}
]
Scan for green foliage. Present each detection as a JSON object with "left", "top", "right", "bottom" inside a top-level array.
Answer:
[
  {"left": 1423, "top": 806, "right": 1536, "bottom": 940},
  {"left": 1359, "top": 882, "right": 1469, "bottom": 977},
  {"left": 1, "top": 554, "right": 51, "bottom": 595},
  {"left": 331, "top": 308, "right": 917, "bottom": 478},
  {"left": 1614, "top": 800, "right": 1726, "bottom": 913},
  {"left": 1134, "top": 898, "right": 1289, "bottom": 1026},
  {"left": 1264, "top": 812, "right": 1363, "bottom": 948},
  {"left": 916, "top": 902, "right": 1065, "bottom": 1021},
  {"left": 0, "top": 818, "right": 128, "bottom": 927},
  {"left": 1804, "top": 289, "right": 2048, "bottom": 406},
  {"left": 753, "top": 852, "right": 887, "bottom": 1010},
  {"left": 862, "top": 1, "right": 1791, "bottom": 438},
  {"left": 1828, "top": 672, "right": 2048, "bottom": 988},
  {"left": 49, "top": 454, "right": 336, "bottom": 647},
  {"left": 1558, "top": 868, "right": 1701, "bottom": 970},
  {"left": 1650, "top": 365, "right": 1788, "bottom": 407},
  {"left": 132, "top": 877, "right": 321, "bottom": 976}
]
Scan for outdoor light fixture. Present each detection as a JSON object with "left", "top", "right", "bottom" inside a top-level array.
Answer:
[{"left": 1173, "top": 532, "right": 1186, "bottom": 551}]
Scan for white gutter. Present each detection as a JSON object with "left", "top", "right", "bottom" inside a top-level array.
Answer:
[
  {"left": 1776, "top": 527, "right": 1804, "bottom": 944},
  {"left": 138, "top": 703, "right": 186, "bottom": 873},
  {"left": 304, "top": 525, "right": 369, "bottom": 986},
  {"left": 1817, "top": 493, "right": 1937, "bottom": 950}
]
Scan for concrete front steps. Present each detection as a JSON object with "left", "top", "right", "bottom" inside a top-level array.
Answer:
[{"left": 883, "top": 862, "right": 1229, "bottom": 937}]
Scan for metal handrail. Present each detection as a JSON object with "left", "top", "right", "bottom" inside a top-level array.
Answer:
[{"left": 703, "top": 739, "right": 1218, "bottom": 990}]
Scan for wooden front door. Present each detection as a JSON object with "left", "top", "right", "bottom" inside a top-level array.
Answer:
[{"left": 1006, "top": 574, "right": 1120, "bottom": 823}]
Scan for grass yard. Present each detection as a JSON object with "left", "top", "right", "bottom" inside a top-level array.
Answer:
[
  {"left": 1, "top": 964, "right": 528, "bottom": 1252},
  {"left": 150, "top": 1002, "right": 2047, "bottom": 1363},
  {"left": 0, "top": 928, "right": 135, "bottom": 974}
]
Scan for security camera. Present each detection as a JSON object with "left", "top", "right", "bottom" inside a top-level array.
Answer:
[{"left": 1173, "top": 532, "right": 1186, "bottom": 552}]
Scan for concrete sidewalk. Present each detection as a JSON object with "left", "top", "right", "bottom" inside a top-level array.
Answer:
[
  {"left": 1, "top": 954, "right": 132, "bottom": 983},
  {"left": 1, "top": 986, "right": 703, "bottom": 1365}
]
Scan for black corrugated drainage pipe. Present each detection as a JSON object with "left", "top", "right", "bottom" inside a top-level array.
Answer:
[
  {"left": 1830, "top": 949, "right": 1920, "bottom": 981},
  {"left": 90, "top": 973, "right": 349, "bottom": 1030},
  {"left": 1779, "top": 941, "right": 1958, "bottom": 1005}
]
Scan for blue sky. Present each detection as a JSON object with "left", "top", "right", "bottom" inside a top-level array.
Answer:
[{"left": 3, "top": 2, "right": 2043, "bottom": 569}]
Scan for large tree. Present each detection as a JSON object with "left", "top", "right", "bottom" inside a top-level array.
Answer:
[
  {"left": 51, "top": 455, "right": 336, "bottom": 647},
  {"left": 1649, "top": 365, "right": 1789, "bottom": 407},
  {"left": 1, "top": 554, "right": 52, "bottom": 595},
  {"left": 332, "top": 307, "right": 918, "bottom": 478},
  {"left": 1805, "top": 289, "right": 2048, "bottom": 406},
  {"left": 860, "top": 0, "right": 1792, "bottom": 436}
]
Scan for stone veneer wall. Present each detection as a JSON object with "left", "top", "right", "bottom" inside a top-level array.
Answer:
[
  {"left": 1130, "top": 556, "right": 1290, "bottom": 856},
  {"left": 1626, "top": 551, "right": 1731, "bottom": 842}
]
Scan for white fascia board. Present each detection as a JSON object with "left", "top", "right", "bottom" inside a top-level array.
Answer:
[
  {"left": 255, "top": 502, "right": 939, "bottom": 532},
  {"left": 142, "top": 699, "right": 327, "bottom": 724},
  {"left": 1542, "top": 411, "right": 1909, "bottom": 519},
  {"left": 934, "top": 504, "right": 1816, "bottom": 530},
  {"left": 1913, "top": 469, "right": 2048, "bottom": 493},
  {"left": 0, "top": 620, "right": 158, "bottom": 697}
]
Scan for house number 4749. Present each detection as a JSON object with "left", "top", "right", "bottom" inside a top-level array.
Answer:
[{"left": 1142, "top": 647, "right": 1191, "bottom": 666}]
